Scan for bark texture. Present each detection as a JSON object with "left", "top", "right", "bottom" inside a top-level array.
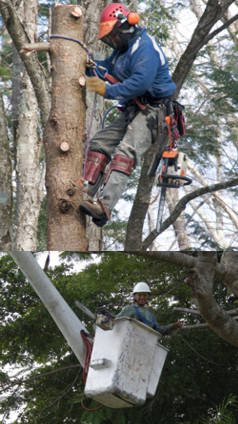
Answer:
[
  {"left": 0, "top": 94, "right": 12, "bottom": 249},
  {"left": 187, "top": 253, "right": 238, "bottom": 347},
  {"left": 45, "top": 5, "right": 88, "bottom": 250},
  {"left": 0, "top": 0, "right": 50, "bottom": 126},
  {"left": 14, "top": 0, "right": 44, "bottom": 250}
]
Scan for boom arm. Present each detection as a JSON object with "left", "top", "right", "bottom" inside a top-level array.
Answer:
[{"left": 10, "top": 252, "right": 87, "bottom": 367}]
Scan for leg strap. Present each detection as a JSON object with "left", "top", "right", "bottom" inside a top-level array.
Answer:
[
  {"left": 84, "top": 151, "right": 108, "bottom": 184},
  {"left": 103, "top": 154, "right": 135, "bottom": 184}
]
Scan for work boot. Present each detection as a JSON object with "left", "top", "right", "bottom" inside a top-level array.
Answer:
[{"left": 79, "top": 198, "right": 110, "bottom": 227}]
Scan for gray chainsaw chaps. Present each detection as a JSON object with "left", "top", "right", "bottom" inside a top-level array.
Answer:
[{"left": 88, "top": 103, "right": 166, "bottom": 211}]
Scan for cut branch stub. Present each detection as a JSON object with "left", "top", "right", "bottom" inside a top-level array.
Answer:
[
  {"left": 60, "top": 141, "right": 70, "bottom": 153},
  {"left": 58, "top": 199, "right": 72, "bottom": 213},
  {"left": 20, "top": 42, "right": 50, "bottom": 54},
  {"left": 71, "top": 6, "right": 83, "bottom": 18},
  {"left": 66, "top": 188, "right": 75, "bottom": 197}
]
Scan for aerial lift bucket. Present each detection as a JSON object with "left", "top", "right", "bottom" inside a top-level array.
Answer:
[{"left": 84, "top": 317, "right": 169, "bottom": 408}]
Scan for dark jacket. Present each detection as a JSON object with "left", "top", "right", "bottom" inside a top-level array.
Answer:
[{"left": 94, "top": 28, "right": 176, "bottom": 101}]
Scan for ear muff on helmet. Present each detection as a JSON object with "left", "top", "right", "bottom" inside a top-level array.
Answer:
[
  {"left": 127, "top": 12, "right": 140, "bottom": 25},
  {"left": 116, "top": 11, "right": 140, "bottom": 25}
]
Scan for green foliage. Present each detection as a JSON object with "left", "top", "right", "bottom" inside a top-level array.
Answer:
[
  {"left": 1, "top": 253, "right": 238, "bottom": 423},
  {"left": 202, "top": 394, "right": 238, "bottom": 424}
]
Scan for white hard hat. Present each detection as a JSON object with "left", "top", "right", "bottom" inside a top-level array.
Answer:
[{"left": 132, "top": 282, "right": 151, "bottom": 294}]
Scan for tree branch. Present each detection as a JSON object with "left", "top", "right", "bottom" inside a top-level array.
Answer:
[
  {"left": 0, "top": 0, "right": 50, "bottom": 126},
  {"left": 203, "top": 12, "right": 238, "bottom": 44},
  {"left": 174, "top": 306, "right": 238, "bottom": 316},
  {"left": 172, "top": 0, "right": 236, "bottom": 97},
  {"left": 129, "top": 251, "right": 238, "bottom": 297},
  {"left": 142, "top": 177, "right": 238, "bottom": 250}
]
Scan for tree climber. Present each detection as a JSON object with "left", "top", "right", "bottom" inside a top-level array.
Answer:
[
  {"left": 117, "top": 282, "right": 183, "bottom": 335},
  {"left": 79, "top": 3, "right": 176, "bottom": 227}
]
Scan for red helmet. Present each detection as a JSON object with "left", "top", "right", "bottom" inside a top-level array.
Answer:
[{"left": 98, "top": 3, "right": 131, "bottom": 39}]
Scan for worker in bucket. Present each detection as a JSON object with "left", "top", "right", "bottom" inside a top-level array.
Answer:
[
  {"left": 116, "top": 282, "right": 182, "bottom": 335},
  {"left": 79, "top": 3, "right": 176, "bottom": 227}
]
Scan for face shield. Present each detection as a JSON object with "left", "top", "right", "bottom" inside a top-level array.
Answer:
[
  {"left": 101, "top": 32, "right": 122, "bottom": 50},
  {"left": 101, "top": 21, "right": 137, "bottom": 52}
]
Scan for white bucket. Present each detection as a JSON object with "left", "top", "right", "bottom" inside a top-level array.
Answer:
[{"left": 84, "top": 317, "right": 169, "bottom": 408}]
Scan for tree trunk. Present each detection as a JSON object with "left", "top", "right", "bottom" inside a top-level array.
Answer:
[
  {"left": 14, "top": 0, "right": 44, "bottom": 251},
  {"left": 45, "top": 4, "right": 88, "bottom": 251},
  {"left": 83, "top": 0, "right": 111, "bottom": 251},
  {"left": 188, "top": 252, "right": 238, "bottom": 347},
  {"left": 0, "top": 94, "right": 12, "bottom": 250},
  {"left": 166, "top": 188, "right": 191, "bottom": 250}
]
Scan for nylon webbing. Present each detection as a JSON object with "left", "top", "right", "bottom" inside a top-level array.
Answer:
[{"left": 134, "top": 305, "right": 158, "bottom": 329}]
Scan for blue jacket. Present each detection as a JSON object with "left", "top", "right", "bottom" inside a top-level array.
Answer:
[{"left": 93, "top": 28, "right": 176, "bottom": 101}]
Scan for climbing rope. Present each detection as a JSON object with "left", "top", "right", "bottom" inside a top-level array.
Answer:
[
  {"left": 81, "top": 398, "right": 103, "bottom": 412},
  {"left": 80, "top": 330, "right": 93, "bottom": 383},
  {"left": 50, "top": 34, "right": 93, "bottom": 58}
]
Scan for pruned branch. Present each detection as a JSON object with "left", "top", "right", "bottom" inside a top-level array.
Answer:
[
  {"left": 142, "top": 177, "right": 238, "bottom": 250},
  {"left": 20, "top": 42, "right": 50, "bottom": 55}
]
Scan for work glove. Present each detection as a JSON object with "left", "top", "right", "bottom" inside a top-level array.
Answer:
[
  {"left": 173, "top": 321, "right": 183, "bottom": 330},
  {"left": 87, "top": 76, "right": 106, "bottom": 97}
]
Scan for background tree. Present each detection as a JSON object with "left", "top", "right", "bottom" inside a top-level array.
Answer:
[{"left": 0, "top": 251, "right": 238, "bottom": 423}]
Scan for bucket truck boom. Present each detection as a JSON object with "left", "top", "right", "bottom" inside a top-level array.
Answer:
[{"left": 10, "top": 252, "right": 87, "bottom": 368}]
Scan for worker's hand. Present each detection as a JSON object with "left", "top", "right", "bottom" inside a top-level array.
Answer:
[
  {"left": 86, "top": 76, "right": 106, "bottom": 97},
  {"left": 173, "top": 321, "right": 183, "bottom": 330}
]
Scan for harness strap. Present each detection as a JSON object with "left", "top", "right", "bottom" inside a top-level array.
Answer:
[{"left": 133, "top": 305, "right": 158, "bottom": 329}]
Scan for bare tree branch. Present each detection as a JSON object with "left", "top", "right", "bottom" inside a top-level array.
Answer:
[
  {"left": 174, "top": 306, "right": 238, "bottom": 316},
  {"left": 142, "top": 177, "right": 238, "bottom": 250},
  {"left": 129, "top": 251, "right": 238, "bottom": 297},
  {"left": 203, "top": 12, "right": 238, "bottom": 44},
  {"left": 173, "top": 0, "right": 236, "bottom": 97}
]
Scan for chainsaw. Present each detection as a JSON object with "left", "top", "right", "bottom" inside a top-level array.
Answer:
[{"left": 156, "top": 150, "right": 192, "bottom": 232}]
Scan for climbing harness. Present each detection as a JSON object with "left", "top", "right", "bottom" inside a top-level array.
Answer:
[{"left": 134, "top": 305, "right": 162, "bottom": 331}]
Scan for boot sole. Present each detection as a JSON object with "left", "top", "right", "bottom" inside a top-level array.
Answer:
[{"left": 79, "top": 204, "right": 106, "bottom": 221}]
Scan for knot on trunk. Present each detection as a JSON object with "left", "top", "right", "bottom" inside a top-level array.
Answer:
[{"left": 59, "top": 198, "right": 72, "bottom": 213}]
